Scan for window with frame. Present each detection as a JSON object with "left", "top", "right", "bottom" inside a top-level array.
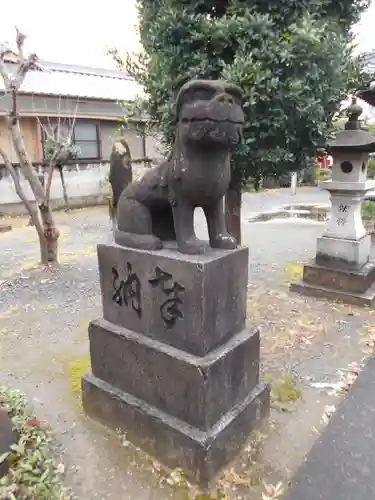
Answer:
[
  {"left": 73, "top": 121, "right": 100, "bottom": 160},
  {"left": 42, "top": 120, "right": 101, "bottom": 161}
]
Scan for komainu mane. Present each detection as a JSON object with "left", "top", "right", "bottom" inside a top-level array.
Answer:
[{"left": 115, "top": 79, "right": 245, "bottom": 255}]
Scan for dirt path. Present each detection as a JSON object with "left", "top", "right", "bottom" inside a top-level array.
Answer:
[{"left": 0, "top": 201, "right": 374, "bottom": 499}]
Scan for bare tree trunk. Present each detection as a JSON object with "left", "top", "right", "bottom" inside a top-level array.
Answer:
[
  {"left": 225, "top": 174, "right": 242, "bottom": 246},
  {"left": 38, "top": 205, "right": 59, "bottom": 263},
  {"left": 39, "top": 162, "right": 59, "bottom": 263},
  {"left": 6, "top": 117, "right": 59, "bottom": 264}
]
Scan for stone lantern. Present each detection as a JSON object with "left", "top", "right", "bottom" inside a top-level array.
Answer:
[{"left": 291, "top": 98, "right": 375, "bottom": 306}]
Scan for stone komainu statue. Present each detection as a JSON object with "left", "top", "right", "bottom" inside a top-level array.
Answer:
[
  {"left": 115, "top": 79, "right": 245, "bottom": 255},
  {"left": 108, "top": 138, "right": 132, "bottom": 224}
]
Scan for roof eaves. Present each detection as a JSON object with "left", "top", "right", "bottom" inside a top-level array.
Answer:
[{"left": 16, "top": 90, "right": 132, "bottom": 102}]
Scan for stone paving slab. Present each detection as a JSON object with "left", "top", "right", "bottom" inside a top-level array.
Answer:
[{"left": 286, "top": 355, "right": 375, "bottom": 500}]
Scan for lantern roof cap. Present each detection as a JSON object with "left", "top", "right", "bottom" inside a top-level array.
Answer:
[{"left": 329, "top": 98, "right": 375, "bottom": 153}]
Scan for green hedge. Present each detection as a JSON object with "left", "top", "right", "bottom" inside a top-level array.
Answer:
[
  {"left": 362, "top": 201, "right": 375, "bottom": 221},
  {"left": 368, "top": 159, "right": 375, "bottom": 179}
]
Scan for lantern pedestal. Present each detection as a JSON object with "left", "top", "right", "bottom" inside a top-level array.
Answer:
[
  {"left": 290, "top": 260, "right": 375, "bottom": 307},
  {"left": 291, "top": 99, "right": 375, "bottom": 307},
  {"left": 315, "top": 183, "right": 374, "bottom": 270},
  {"left": 291, "top": 182, "right": 375, "bottom": 307}
]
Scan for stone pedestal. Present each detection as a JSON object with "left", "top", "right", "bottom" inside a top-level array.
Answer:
[
  {"left": 82, "top": 243, "right": 269, "bottom": 486},
  {"left": 291, "top": 259, "right": 375, "bottom": 306},
  {"left": 290, "top": 100, "right": 375, "bottom": 308},
  {"left": 0, "top": 408, "right": 16, "bottom": 478},
  {"left": 315, "top": 184, "right": 372, "bottom": 268},
  {"left": 291, "top": 182, "right": 375, "bottom": 307}
]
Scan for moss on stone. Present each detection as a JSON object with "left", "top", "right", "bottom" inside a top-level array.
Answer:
[
  {"left": 65, "top": 356, "right": 91, "bottom": 407},
  {"left": 283, "top": 262, "right": 303, "bottom": 284},
  {"left": 265, "top": 375, "right": 302, "bottom": 403}
]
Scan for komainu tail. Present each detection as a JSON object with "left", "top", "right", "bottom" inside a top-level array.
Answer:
[{"left": 108, "top": 138, "right": 132, "bottom": 224}]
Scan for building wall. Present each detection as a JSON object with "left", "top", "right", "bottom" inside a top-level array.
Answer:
[
  {"left": 100, "top": 121, "right": 145, "bottom": 160},
  {"left": 0, "top": 103, "right": 165, "bottom": 215},
  {"left": 0, "top": 116, "right": 42, "bottom": 163},
  {"left": 0, "top": 161, "right": 150, "bottom": 216},
  {"left": 0, "top": 162, "right": 109, "bottom": 215},
  {"left": 0, "top": 116, "right": 163, "bottom": 165},
  {"left": 99, "top": 122, "right": 164, "bottom": 161}
]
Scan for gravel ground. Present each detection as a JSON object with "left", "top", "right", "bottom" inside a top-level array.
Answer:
[{"left": 0, "top": 187, "right": 374, "bottom": 499}]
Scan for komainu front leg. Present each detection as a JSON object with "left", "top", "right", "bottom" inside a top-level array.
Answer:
[
  {"left": 204, "top": 198, "right": 237, "bottom": 250},
  {"left": 172, "top": 201, "right": 208, "bottom": 254}
]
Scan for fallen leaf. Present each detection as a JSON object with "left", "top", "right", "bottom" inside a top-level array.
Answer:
[
  {"left": 26, "top": 418, "right": 42, "bottom": 428},
  {"left": 57, "top": 463, "right": 65, "bottom": 474}
]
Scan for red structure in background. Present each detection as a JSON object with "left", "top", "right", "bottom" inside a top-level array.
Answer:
[{"left": 316, "top": 150, "right": 333, "bottom": 168}]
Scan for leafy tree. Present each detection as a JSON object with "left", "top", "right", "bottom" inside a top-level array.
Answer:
[{"left": 120, "top": 0, "right": 368, "bottom": 243}]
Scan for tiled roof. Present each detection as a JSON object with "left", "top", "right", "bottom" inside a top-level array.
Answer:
[
  {"left": 363, "top": 51, "right": 375, "bottom": 73},
  {"left": 0, "top": 59, "right": 143, "bottom": 101}
]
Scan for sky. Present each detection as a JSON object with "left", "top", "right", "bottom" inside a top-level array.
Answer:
[
  {"left": 0, "top": 0, "right": 140, "bottom": 68},
  {"left": 0, "top": 0, "right": 375, "bottom": 69}
]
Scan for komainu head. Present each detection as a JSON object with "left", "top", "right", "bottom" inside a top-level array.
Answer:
[
  {"left": 175, "top": 80, "right": 244, "bottom": 149},
  {"left": 111, "top": 137, "right": 131, "bottom": 160}
]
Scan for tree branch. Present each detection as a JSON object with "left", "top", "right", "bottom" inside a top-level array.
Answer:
[
  {"left": 15, "top": 26, "right": 26, "bottom": 63},
  {"left": 37, "top": 95, "right": 79, "bottom": 202},
  {"left": 13, "top": 53, "right": 38, "bottom": 89},
  {"left": 0, "top": 34, "right": 37, "bottom": 92},
  {"left": 45, "top": 149, "right": 62, "bottom": 201}
]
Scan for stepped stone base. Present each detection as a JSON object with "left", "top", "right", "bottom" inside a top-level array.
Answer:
[
  {"left": 82, "top": 243, "right": 270, "bottom": 485},
  {"left": 290, "top": 259, "right": 375, "bottom": 307},
  {"left": 82, "top": 373, "right": 269, "bottom": 486},
  {"left": 86, "top": 318, "right": 261, "bottom": 430}
]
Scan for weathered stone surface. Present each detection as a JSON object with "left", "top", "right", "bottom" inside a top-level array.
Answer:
[
  {"left": 290, "top": 279, "right": 375, "bottom": 307},
  {"left": 318, "top": 190, "right": 368, "bottom": 242},
  {"left": 291, "top": 257, "right": 375, "bottom": 306},
  {"left": 285, "top": 355, "right": 375, "bottom": 500},
  {"left": 301, "top": 100, "right": 375, "bottom": 306},
  {"left": 115, "top": 80, "right": 244, "bottom": 255},
  {"left": 98, "top": 243, "right": 248, "bottom": 356},
  {"left": 82, "top": 373, "right": 269, "bottom": 486},
  {"left": 84, "top": 237, "right": 270, "bottom": 484},
  {"left": 109, "top": 138, "right": 132, "bottom": 209},
  {"left": 88, "top": 318, "right": 260, "bottom": 430},
  {"left": 0, "top": 408, "right": 16, "bottom": 478},
  {"left": 303, "top": 259, "right": 375, "bottom": 293},
  {"left": 316, "top": 233, "right": 371, "bottom": 269}
]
